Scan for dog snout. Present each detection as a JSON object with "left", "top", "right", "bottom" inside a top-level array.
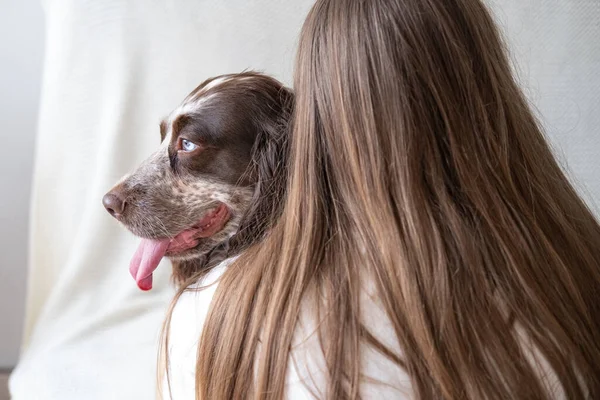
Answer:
[{"left": 102, "top": 190, "right": 127, "bottom": 217}]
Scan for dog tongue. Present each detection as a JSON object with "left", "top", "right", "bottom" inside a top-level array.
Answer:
[{"left": 129, "top": 239, "right": 170, "bottom": 291}]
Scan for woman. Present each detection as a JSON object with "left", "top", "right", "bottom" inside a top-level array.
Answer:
[{"left": 164, "top": 0, "right": 600, "bottom": 398}]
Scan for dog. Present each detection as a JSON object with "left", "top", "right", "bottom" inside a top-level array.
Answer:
[{"left": 102, "top": 72, "right": 293, "bottom": 290}]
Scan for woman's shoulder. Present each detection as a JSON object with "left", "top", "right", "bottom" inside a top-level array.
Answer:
[
  {"left": 163, "top": 259, "right": 232, "bottom": 400},
  {"left": 284, "top": 279, "right": 413, "bottom": 399},
  {"left": 170, "top": 259, "right": 232, "bottom": 338},
  {"left": 165, "top": 259, "right": 413, "bottom": 399}
]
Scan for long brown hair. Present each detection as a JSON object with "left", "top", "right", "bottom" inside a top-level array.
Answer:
[{"left": 168, "top": 0, "right": 600, "bottom": 398}]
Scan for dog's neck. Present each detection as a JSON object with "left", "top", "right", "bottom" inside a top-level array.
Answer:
[{"left": 170, "top": 231, "right": 239, "bottom": 287}]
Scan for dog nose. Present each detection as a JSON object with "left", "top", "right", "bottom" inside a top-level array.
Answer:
[{"left": 102, "top": 192, "right": 126, "bottom": 217}]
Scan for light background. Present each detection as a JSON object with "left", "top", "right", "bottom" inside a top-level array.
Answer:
[{"left": 0, "top": 0, "right": 598, "bottom": 369}]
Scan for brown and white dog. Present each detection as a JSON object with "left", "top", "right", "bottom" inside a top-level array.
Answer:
[{"left": 102, "top": 72, "right": 293, "bottom": 290}]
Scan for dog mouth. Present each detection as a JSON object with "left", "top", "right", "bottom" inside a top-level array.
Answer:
[
  {"left": 165, "top": 204, "right": 231, "bottom": 256},
  {"left": 129, "top": 203, "right": 231, "bottom": 291}
]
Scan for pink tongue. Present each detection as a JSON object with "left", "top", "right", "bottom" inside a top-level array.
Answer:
[{"left": 129, "top": 239, "right": 170, "bottom": 291}]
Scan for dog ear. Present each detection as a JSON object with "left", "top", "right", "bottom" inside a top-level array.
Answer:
[{"left": 198, "top": 85, "right": 294, "bottom": 274}]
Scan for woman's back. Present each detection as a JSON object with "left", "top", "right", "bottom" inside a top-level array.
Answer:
[
  {"left": 165, "top": 261, "right": 569, "bottom": 399},
  {"left": 167, "top": 0, "right": 600, "bottom": 398}
]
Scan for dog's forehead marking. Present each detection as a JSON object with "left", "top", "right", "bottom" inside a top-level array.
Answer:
[
  {"left": 161, "top": 75, "right": 240, "bottom": 146},
  {"left": 161, "top": 93, "right": 219, "bottom": 148},
  {"left": 198, "top": 76, "right": 233, "bottom": 95}
]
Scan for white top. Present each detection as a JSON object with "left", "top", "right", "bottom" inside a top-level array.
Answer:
[
  {"left": 163, "top": 258, "right": 413, "bottom": 400},
  {"left": 164, "top": 258, "right": 568, "bottom": 399}
]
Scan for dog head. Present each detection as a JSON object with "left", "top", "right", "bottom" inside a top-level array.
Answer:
[{"left": 103, "top": 72, "right": 293, "bottom": 289}]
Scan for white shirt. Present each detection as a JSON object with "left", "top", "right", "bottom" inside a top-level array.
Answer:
[
  {"left": 164, "top": 258, "right": 569, "bottom": 399},
  {"left": 164, "top": 258, "right": 411, "bottom": 399}
]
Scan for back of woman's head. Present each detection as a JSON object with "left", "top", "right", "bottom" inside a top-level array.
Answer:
[{"left": 192, "top": 0, "right": 600, "bottom": 398}]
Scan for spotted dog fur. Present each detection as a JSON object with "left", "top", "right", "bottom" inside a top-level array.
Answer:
[{"left": 105, "top": 72, "right": 293, "bottom": 285}]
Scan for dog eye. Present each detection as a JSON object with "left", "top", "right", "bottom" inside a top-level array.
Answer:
[{"left": 180, "top": 139, "right": 198, "bottom": 152}]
